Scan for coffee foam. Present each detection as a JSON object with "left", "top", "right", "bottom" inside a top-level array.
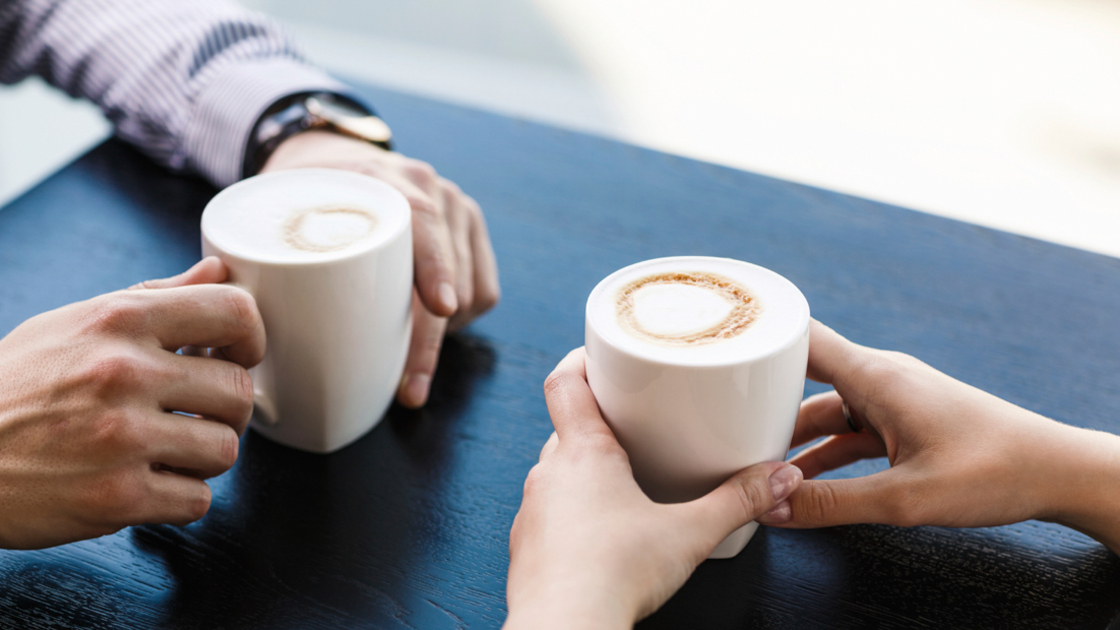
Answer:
[
  {"left": 616, "top": 272, "right": 761, "bottom": 346},
  {"left": 588, "top": 257, "right": 809, "bottom": 365},
  {"left": 282, "top": 205, "right": 378, "bottom": 253},
  {"left": 202, "top": 169, "right": 409, "bottom": 264}
]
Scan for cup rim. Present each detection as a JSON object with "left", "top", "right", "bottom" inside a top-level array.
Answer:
[
  {"left": 585, "top": 256, "right": 810, "bottom": 367},
  {"left": 201, "top": 168, "right": 411, "bottom": 267}
]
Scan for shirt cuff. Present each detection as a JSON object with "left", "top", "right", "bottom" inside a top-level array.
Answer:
[{"left": 184, "top": 58, "right": 366, "bottom": 188}]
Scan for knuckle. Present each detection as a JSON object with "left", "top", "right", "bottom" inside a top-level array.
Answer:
[
  {"left": 852, "top": 353, "right": 908, "bottom": 391},
  {"left": 174, "top": 482, "right": 211, "bottom": 522},
  {"left": 215, "top": 428, "right": 240, "bottom": 470},
  {"left": 90, "top": 410, "right": 145, "bottom": 453},
  {"left": 402, "top": 160, "right": 438, "bottom": 185},
  {"left": 185, "top": 484, "right": 213, "bottom": 522},
  {"left": 223, "top": 288, "right": 261, "bottom": 336},
  {"left": 731, "top": 475, "right": 773, "bottom": 521},
  {"left": 522, "top": 465, "right": 546, "bottom": 497},
  {"left": 83, "top": 351, "right": 144, "bottom": 398},
  {"left": 88, "top": 473, "right": 146, "bottom": 520},
  {"left": 798, "top": 482, "right": 841, "bottom": 525},
  {"left": 542, "top": 371, "right": 573, "bottom": 399},
  {"left": 439, "top": 177, "right": 463, "bottom": 197},
  {"left": 475, "top": 284, "right": 500, "bottom": 313},
  {"left": 87, "top": 294, "right": 149, "bottom": 334},
  {"left": 230, "top": 366, "right": 255, "bottom": 417},
  {"left": 407, "top": 195, "right": 442, "bottom": 220}
]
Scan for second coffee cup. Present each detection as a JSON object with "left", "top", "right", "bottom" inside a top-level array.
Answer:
[
  {"left": 585, "top": 256, "right": 810, "bottom": 558},
  {"left": 201, "top": 168, "right": 413, "bottom": 453}
]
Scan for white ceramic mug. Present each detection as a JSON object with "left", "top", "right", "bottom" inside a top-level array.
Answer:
[
  {"left": 585, "top": 256, "right": 810, "bottom": 558},
  {"left": 201, "top": 169, "right": 413, "bottom": 453}
]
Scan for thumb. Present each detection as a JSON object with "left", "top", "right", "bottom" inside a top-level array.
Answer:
[
  {"left": 129, "top": 257, "right": 228, "bottom": 290},
  {"left": 675, "top": 461, "right": 803, "bottom": 549},
  {"left": 764, "top": 470, "right": 904, "bottom": 529}
]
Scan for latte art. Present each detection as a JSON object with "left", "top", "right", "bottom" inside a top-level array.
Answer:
[
  {"left": 615, "top": 272, "right": 761, "bottom": 346},
  {"left": 282, "top": 205, "right": 378, "bottom": 253}
]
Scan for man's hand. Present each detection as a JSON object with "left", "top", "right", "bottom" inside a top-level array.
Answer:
[
  {"left": 0, "top": 258, "right": 265, "bottom": 549},
  {"left": 261, "top": 131, "right": 500, "bottom": 408},
  {"left": 504, "top": 349, "right": 802, "bottom": 629}
]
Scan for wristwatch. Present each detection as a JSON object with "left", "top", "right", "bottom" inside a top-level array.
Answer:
[{"left": 242, "top": 92, "right": 394, "bottom": 178}]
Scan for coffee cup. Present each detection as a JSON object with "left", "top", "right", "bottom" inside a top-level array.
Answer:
[
  {"left": 201, "top": 168, "right": 413, "bottom": 453},
  {"left": 585, "top": 256, "right": 809, "bottom": 558}
]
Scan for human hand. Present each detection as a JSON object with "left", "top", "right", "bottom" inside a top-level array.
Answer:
[
  {"left": 504, "top": 349, "right": 803, "bottom": 629},
  {"left": 261, "top": 130, "right": 500, "bottom": 408},
  {"left": 0, "top": 258, "right": 265, "bottom": 549},
  {"left": 764, "top": 320, "right": 1120, "bottom": 553}
]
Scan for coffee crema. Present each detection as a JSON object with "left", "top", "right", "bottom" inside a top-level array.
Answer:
[
  {"left": 281, "top": 205, "right": 378, "bottom": 253},
  {"left": 615, "top": 271, "right": 762, "bottom": 346}
]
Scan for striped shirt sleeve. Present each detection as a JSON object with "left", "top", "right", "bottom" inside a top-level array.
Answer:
[{"left": 0, "top": 0, "right": 363, "bottom": 187}]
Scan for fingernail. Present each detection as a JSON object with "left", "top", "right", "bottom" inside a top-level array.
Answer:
[
  {"left": 438, "top": 282, "right": 458, "bottom": 313},
  {"left": 758, "top": 500, "right": 791, "bottom": 524},
  {"left": 404, "top": 373, "right": 431, "bottom": 408},
  {"left": 768, "top": 464, "right": 802, "bottom": 502}
]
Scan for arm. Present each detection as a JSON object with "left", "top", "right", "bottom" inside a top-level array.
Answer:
[
  {"left": 0, "top": 0, "right": 345, "bottom": 187},
  {"left": 0, "top": 0, "right": 501, "bottom": 407},
  {"left": 764, "top": 320, "right": 1120, "bottom": 554}
]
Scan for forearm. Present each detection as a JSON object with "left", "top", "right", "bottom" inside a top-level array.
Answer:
[
  {"left": 0, "top": 0, "right": 350, "bottom": 187},
  {"left": 1040, "top": 424, "right": 1120, "bottom": 554}
]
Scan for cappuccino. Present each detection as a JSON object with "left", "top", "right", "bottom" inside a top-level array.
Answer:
[
  {"left": 585, "top": 256, "right": 810, "bottom": 558},
  {"left": 587, "top": 257, "right": 808, "bottom": 366},
  {"left": 202, "top": 169, "right": 407, "bottom": 264}
]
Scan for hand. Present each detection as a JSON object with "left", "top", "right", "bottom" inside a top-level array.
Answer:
[
  {"left": 505, "top": 349, "right": 803, "bottom": 629},
  {"left": 0, "top": 258, "right": 265, "bottom": 549},
  {"left": 261, "top": 130, "right": 500, "bottom": 408},
  {"left": 764, "top": 320, "right": 1120, "bottom": 553}
]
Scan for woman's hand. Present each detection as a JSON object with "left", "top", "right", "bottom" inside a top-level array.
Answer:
[
  {"left": 505, "top": 349, "right": 803, "bottom": 629},
  {"left": 262, "top": 130, "right": 500, "bottom": 408},
  {"left": 763, "top": 320, "right": 1120, "bottom": 554}
]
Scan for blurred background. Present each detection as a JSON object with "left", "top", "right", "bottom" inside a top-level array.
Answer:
[{"left": 2, "top": 0, "right": 1118, "bottom": 257}]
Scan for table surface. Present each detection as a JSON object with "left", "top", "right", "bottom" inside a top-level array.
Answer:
[{"left": 0, "top": 84, "right": 1118, "bottom": 630}]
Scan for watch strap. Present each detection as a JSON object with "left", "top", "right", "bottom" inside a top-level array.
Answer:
[{"left": 242, "top": 92, "right": 388, "bottom": 178}]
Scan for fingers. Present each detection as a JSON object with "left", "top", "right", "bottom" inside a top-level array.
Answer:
[
  {"left": 396, "top": 176, "right": 459, "bottom": 318},
  {"left": 129, "top": 257, "right": 228, "bottom": 291},
  {"left": 791, "top": 390, "right": 849, "bottom": 447},
  {"left": 397, "top": 290, "right": 448, "bottom": 408},
  {"left": 140, "top": 470, "right": 213, "bottom": 526},
  {"left": 155, "top": 353, "right": 255, "bottom": 434},
  {"left": 542, "top": 348, "right": 615, "bottom": 442},
  {"left": 767, "top": 471, "right": 905, "bottom": 528},
  {"left": 678, "top": 461, "right": 802, "bottom": 545},
  {"left": 98, "top": 284, "right": 266, "bottom": 369},
  {"left": 449, "top": 195, "right": 500, "bottom": 332},
  {"left": 787, "top": 432, "right": 887, "bottom": 480},
  {"left": 804, "top": 320, "right": 885, "bottom": 417},
  {"left": 147, "top": 413, "right": 241, "bottom": 479},
  {"left": 443, "top": 183, "right": 475, "bottom": 316}
]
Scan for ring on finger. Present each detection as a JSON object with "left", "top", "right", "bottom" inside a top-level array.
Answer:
[{"left": 842, "top": 401, "right": 860, "bottom": 433}]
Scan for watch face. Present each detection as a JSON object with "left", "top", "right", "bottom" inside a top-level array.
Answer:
[{"left": 309, "top": 97, "right": 392, "bottom": 144}]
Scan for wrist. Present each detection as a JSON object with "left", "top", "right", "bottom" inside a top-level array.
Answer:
[{"left": 1037, "top": 423, "right": 1120, "bottom": 553}]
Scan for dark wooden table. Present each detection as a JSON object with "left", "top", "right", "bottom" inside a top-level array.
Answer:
[{"left": 1, "top": 84, "right": 1118, "bottom": 629}]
